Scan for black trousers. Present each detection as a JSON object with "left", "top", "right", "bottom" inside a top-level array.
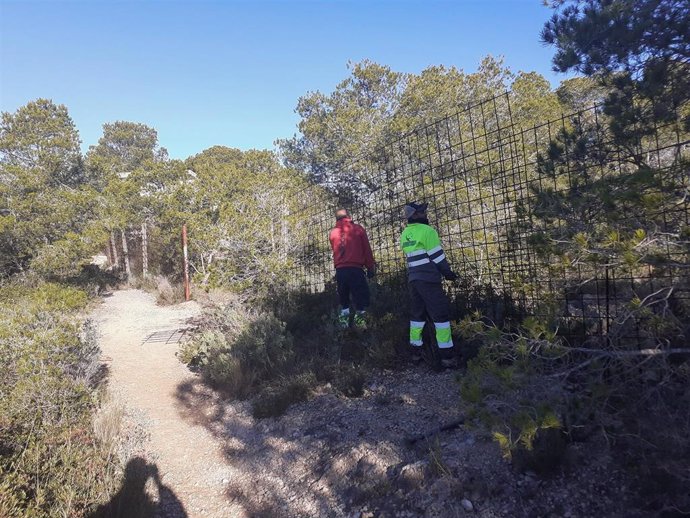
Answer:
[
  {"left": 336, "top": 267, "right": 370, "bottom": 310},
  {"left": 408, "top": 281, "right": 450, "bottom": 323}
]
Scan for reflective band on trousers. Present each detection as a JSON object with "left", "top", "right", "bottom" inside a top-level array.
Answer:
[
  {"left": 434, "top": 321, "right": 452, "bottom": 348},
  {"left": 410, "top": 320, "right": 424, "bottom": 345}
]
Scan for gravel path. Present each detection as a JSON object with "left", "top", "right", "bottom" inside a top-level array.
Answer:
[{"left": 94, "top": 289, "right": 247, "bottom": 518}]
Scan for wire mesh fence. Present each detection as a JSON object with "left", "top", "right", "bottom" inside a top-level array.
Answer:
[{"left": 288, "top": 92, "right": 690, "bottom": 348}]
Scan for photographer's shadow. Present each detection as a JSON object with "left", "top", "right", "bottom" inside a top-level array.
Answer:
[{"left": 90, "top": 457, "right": 188, "bottom": 518}]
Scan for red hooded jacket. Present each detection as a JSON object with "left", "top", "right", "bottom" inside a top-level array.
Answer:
[{"left": 329, "top": 217, "right": 376, "bottom": 271}]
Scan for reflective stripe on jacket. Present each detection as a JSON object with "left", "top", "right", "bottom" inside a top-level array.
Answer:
[{"left": 400, "top": 223, "right": 452, "bottom": 283}]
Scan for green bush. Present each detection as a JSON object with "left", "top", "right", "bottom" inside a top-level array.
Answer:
[
  {"left": 177, "top": 329, "right": 227, "bottom": 366},
  {"left": 181, "top": 279, "right": 410, "bottom": 415},
  {"left": 231, "top": 312, "right": 294, "bottom": 381},
  {"left": 0, "top": 282, "right": 113, "bottom": 517},
  {"left": 0, "top": 281, "right": 89, "bottom": 313},
  {"left": 179, "top": 302, "right": 295, "bottom": 398}
]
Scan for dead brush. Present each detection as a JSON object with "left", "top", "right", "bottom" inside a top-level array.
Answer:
[
  {"left": 428, "top": 437, "right": 453, "bottom": 478},
  {"left": 152, "top": 276, "right": 185, "bottom": 306},
  {"left": 93, "top": 399, "right": 125, "bottom": 451}
]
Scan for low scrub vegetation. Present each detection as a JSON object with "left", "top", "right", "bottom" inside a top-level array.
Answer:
[
  {"left": 0, "top": 282, "right": 115, "bottom": 517},
  {"left": 178, "top": 296, "right": 294, "bottom": 399},
  {"left": 178, "top": 282, "right": 409, "bottom": 416},
  {"left": 133, "top": 275, "right": 186, "bottom": 306},
  {"left": 251, "top": 373, "right": 316, "bottom": 419},
  {"left": 458, "top": 311, "right": 690, "bottom": 510}
]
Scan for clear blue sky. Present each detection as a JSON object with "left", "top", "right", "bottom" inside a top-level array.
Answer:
[{"left": 1, "top": 0, "right": 565, "bottom": 160}]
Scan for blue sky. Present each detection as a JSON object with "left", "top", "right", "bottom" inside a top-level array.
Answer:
[{"left": 1, "top": 0, "right": 566, "bottom": 159}]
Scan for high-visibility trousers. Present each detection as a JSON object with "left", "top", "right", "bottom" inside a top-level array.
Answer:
[{"left": 408, "top": 280, "right": 453, "bottom": 349}]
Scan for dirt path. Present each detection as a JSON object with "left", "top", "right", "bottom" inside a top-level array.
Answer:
[{"left": 94, "top": 289, "right": 246, "bottom": 518}]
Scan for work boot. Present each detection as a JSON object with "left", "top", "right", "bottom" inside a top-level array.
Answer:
[
  {"left": 353, "top": 311, "right": 368, "bottom": 330},
  {"left": 337, "top": 309, "right": 350, "bottom": 329}
]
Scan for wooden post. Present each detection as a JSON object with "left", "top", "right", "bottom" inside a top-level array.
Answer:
[
  {"left": 121, "top": 229, "right": 132, "bottom": 278},
  {"left": 110, "top": 232, "right": 120, "bottom": 270},
  {"left": 182, "top": 224, "right": 190, "bottom": 301},
  {"left": 141, "top": 222, "right": 149, "bottom": 279},
  {"left": 104, "top": 236, "right": 113, "bottom": 266}
]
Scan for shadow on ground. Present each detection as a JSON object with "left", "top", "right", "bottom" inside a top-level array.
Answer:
[
  {"left": 174, "top": 368, "right": 467, "bottom": 517},
  {"left": 89, "top": 457, "right": 188, "bottom": 518}
]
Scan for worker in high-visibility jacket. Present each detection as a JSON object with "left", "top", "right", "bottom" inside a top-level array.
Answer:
[{"left": 400, "top": 202, "right": 458, "bottom": 366}]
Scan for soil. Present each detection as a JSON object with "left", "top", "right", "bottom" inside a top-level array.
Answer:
[{"left": 94, "top": 289, "right": 651, "bottom": 518}]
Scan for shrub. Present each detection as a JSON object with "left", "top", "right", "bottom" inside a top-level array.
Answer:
[
  {"left": 251, "top": 373, "right": 316, "bottom": 419},
  {"left": 231, "top": 312, "right": 294, "bottom": 381},
  {"left": 459, "top": 308, "right": 690, "bottom": 506},
  {"left": 457, "top": 312, "right": 570, "bottom": 472},
  {"left": 362, "top": 311, "right": 407, "bottom": 369},
  {"left": 29, "top": 232, "right": 94, "bottom": 280},
  {"left": 179, "top": 301, "right": 296, "bottom": 398},
  {"left": 204, "top": 349, "right": 256, "bottom": 397},
  {"left": 0, "top": 282, "right": 113, "bottom": 517},
  {"left": 334, "top": 364, "right": 367, "bottom": 398},
  {"left": 153, "top": 276, "right": 185, "bottom": 305},
  {"left": 177, "top": 330, "right": 227, "bottom": 367}
]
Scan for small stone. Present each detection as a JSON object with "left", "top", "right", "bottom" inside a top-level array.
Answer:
[
  {"left": 222, "top": 478, "right": 229, "bottom": 484},
  {"left": 461, "top": 498, "right": 474, "bottom": 512},
  {"left": 398, "top": 461, "right": 428, "bottom": 491}
]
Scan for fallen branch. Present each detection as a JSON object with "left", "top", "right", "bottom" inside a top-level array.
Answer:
[
  {"left": 557, "top": 347, "right": 690, "bottom": 358},
  {"left": 405, "top": 417, "right": 465, "bottom": 447}
]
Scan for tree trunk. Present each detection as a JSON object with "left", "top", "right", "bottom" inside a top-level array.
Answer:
[
  {"left": 110, "top": 232, "right": 120, "bottom": 270},
  {"left": 182, "top": 224, "right": 190, "bottom": 301},
  {"left": 141, "top": 222, "right": 148, "bottom": 279},
  {"left": 280, "top": 206, "right": 289, "bottom": 261},
  {"left": 121, "top": 229, "right": 132, "bottom": 278}
]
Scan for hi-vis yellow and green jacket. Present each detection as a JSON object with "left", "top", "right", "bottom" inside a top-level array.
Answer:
[{"left": 400, "top": 223, "right": 452, "bottom": 283}]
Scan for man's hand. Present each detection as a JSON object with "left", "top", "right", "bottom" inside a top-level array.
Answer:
[{"left": 444, "top": 271, "right": 458, "bottom": 281}]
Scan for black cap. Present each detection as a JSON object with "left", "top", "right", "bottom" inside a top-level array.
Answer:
[{"left": 403, "top": 202, "right": 428, "bottom": 219}]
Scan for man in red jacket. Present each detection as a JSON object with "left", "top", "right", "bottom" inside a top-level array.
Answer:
[{"left": 329, "top": 209, "right": 376, "bottom": 328}]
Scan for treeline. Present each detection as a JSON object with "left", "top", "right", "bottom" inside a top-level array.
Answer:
[
  {"left": 0, "top": 58, "right": 603, "bottom": 290},
  {"left": 0, "top": 108, "right": 308, "bottom": 289}
]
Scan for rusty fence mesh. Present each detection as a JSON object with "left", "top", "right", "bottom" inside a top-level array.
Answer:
[{"left": 288, "top": 92, "right": 690, "bottom": 348}]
